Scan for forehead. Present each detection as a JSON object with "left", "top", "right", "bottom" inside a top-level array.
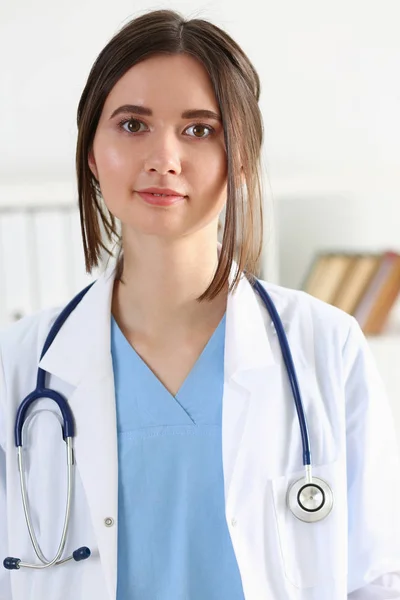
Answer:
[{"left": 103, "top": 54, "right": 219, "bottom": 115}]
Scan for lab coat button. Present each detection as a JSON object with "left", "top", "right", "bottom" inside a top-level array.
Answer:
[
  {"left": 104, "top": 517, "right": 114, "bottom": 527},
  {"left": 231, "top": 518, "right": 237, "bottom": 527}
]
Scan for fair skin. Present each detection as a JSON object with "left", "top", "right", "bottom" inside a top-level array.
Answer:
[{"left": 88, "top": 53, "right": 231, "bottom": 395}]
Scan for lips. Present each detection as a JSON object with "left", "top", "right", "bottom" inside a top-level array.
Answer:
[
  {"left": 136, "top": 191, "right": 186, "bottom": 206},
  {"left": 138, "top": 187, "right": 186, "bottom": 196}
]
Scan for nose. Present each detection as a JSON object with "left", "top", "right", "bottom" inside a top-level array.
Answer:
[{"left": 143, "top": 131, "right": 182, "bottom": 175}]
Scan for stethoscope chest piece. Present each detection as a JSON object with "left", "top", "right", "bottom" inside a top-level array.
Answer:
[{"left": 287, "top": 476, "right": 334, "bottom": 523}]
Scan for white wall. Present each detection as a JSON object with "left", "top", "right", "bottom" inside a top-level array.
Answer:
[
  {"left": 1, "top": 0, "right": 398, "bottom": 295},
  {"left": 2, "top": 0, "right": 399, "bottom": 185},
  {"left": 3, "top": 0, "right": 399, "bottom": 290}
]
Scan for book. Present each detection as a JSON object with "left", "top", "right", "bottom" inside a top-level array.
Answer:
[
  {"left": 302, "top": 253, "right": 357, "bottom": 304},
  {"left": 353, "top": 251, "right": 400, "bottom": 335},
  {"left": 331, "top": 254, "right": 381, "bottom": 315}
]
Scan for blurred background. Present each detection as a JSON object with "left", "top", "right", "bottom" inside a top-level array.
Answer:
[{"left": 1, "top": 1, "right": 400, "bottom": 433}]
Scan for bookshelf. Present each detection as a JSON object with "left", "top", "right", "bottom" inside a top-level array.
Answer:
[{"left": 275, "top": 185, "right": 400, "bottom": 445}]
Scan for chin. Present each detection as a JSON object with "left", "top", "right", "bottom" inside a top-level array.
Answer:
[{"left": 122, "top": 219, "right": 190, "bottom": 239}]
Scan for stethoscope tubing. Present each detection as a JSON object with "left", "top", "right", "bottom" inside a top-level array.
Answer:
[
  {"left": 16, "top": 439, "right": 74, "bottom": 568},
  {"left": 251, "top": 279, "right": 312, "bottom": 466},
  {"left": 5, "top": 274, "right": 329, "bottom": 571},
  {"left": 6, "top": 281, "right": 96, "bottom": 570},
  {"left": 14, "top": 281, "right": 96, "bottom": 448}
]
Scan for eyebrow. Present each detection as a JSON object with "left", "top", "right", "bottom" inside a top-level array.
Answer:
[{"left": 109, "top": 104, "right": 222, "bottom": 123}]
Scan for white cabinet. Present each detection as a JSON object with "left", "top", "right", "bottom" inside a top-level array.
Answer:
[{"left": 0, "top": 183, "right": 100, "bottom": 328}]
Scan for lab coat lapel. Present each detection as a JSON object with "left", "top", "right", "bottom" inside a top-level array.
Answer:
[
  {"left": 222, "top": 273, "right": 279, "bottom": 513},
  {"left": 36, "top": 255, "right": 290, "bottom": 600},
  {"left": 222, "top": 273, "right": 316, "bottom": 519},
  {"left": 38, "top": 263, "right": 119, "bottom": 600}
]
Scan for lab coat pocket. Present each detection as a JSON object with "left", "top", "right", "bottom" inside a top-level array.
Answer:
[{"left": 271, "top": 459, "right": 347, "bottom": 589}]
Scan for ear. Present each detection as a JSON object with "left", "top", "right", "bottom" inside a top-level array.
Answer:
[{"left": 88, "top": 149, "right": 99, "bottom": 181}]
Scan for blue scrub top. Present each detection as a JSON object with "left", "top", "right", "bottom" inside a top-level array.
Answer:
[{"left": 110, "top": 312, "right": 245, "bottom": 600}]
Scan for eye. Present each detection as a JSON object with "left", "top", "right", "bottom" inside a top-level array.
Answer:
[
  {"left": 117, "top": 118, "right": 215, "bottom": 138},
  {"left": 118, "top": 118, "right": 145, "bottom": 134},
  {"left": 185, "top": 124, "right": 215, "bottom": 138}
]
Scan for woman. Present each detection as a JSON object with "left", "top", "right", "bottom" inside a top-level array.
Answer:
[{"left": 1, "top": 9, "right": 400, "bottom": 600}]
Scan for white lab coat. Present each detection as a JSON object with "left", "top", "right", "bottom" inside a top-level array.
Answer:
[{"left": 1, "top": 260, "right": 400, "bottom": 600}]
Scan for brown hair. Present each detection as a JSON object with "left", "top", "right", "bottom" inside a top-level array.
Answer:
[{"left": 76, "top": 8, "right": 265, "bottom": 301}]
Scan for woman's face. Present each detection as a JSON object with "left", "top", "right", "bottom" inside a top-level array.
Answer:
[{"left": 88, "top": 53, "right": 228, "bottom": 240}]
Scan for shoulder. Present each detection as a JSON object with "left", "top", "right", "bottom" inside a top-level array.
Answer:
[
  {"left": 254, "top": 278, "right": 375, "bottom": 413},
  {"left": 0, "top": 307, "right": 62, "bottom": 448},
  {"left": 255, "top": 277, "right": 356, "bottom": 355},
  {"left": 0, "top": 306, "right": 62, "bottom": 369}
]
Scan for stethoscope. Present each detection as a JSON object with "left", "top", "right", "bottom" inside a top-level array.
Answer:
[{"left": 3, "top": 277, "right": 333, "bottom": 571}]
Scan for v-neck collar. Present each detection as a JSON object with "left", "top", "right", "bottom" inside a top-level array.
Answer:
[{"left": 111, "top": 313, "right": 226, "bottom": 424}]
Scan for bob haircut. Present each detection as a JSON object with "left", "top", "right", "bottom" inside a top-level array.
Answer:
[{"left": 76, "top": 8, "right": 265, "bottom": 301}]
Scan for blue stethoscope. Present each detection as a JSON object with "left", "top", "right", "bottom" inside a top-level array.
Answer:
[{"left": 4, "top": 277, "right": 333, "bottom": 572}]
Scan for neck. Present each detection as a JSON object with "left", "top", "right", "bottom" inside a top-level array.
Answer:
[{"left": 111, "top": 234, "right": 228, "bottom": 341}]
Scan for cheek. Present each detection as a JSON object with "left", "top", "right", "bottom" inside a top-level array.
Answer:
[
  {"left": 92, "top": 128, "right": 131, "bottom": 177},
  {"left": 98, "top": 146, "right": 130, "bottom": 176},
  {"left": 196, "top": 147, "right": 227, "bottom": 187},
  {"left": 205, "top": 157, "right": 228, "bottom": 200},
  {"left": 94, "top": 142, "right": 133, "bottom": 214}
]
